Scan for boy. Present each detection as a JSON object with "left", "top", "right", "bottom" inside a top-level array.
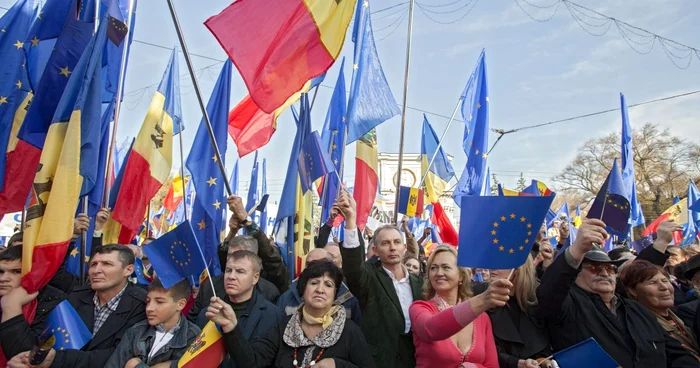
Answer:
[{"left": 105, "top": 278, "right": 200, "bottom": 368}]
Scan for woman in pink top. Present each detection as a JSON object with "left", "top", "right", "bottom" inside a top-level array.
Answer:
[{"left": 410, "top": 245, "right": 513, "bottom": 368}]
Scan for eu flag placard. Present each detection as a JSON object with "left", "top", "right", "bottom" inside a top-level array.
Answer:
[
  {"left": 143, "top": 220, "right": 206, "bottom": 289},
  {"left": 398, "top": 186, "right": 424, "bottom": 217},
  {"left": 458, "top": 195, "right": 554, "bottom": 269},
  {"left": 553, "top": 338, "right": 619, "bottom": 368},
  {"left": 587, "top": 159, "right": 630, "bottom": 236},
  {"left": 44, "top": 300, "right": 92, "bottom": 351}
]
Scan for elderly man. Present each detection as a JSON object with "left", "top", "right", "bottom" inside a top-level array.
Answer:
[{"left": 538, "top": 219, "right": 688, "bottom": 367}]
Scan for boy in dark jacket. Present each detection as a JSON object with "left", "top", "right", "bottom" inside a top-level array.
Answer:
[{"left": 105, "top": 278, "right": 201, "bottom": 368}]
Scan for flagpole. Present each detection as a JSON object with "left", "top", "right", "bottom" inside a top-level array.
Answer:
[
  {"left": 309, "top": 85, "right": 321, "bottom": 111},
  {"left": 93, "top": 0, "right": 100, "bottom": 32},
  {"left": 147, "top": 201, "right": 152, "bottom": 237},
  {"left": 103, "top": 0, "right": 137, "bottom": 206},
  {"left": 164, "top": 0, "right": 231, "bottom": 196},
  {"left": 176, "top": 120, "right": 189, "bottom": 221},
  {"left": 318, "top": 130, "right": 337, "bottom": 230},
  {"left": 418, "top": 98, "right": 462, "bottom": 188},
  {"left": 393, "top": 0, "right": 416, "bottom": 224},
  {"left": 80, "top": 197, "right": 89, "bottom": 284}
]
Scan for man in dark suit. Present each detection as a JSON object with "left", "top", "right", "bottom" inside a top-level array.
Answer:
[
  {"left": 7, "top": 244, "right": 146, "bottom": 368},
  {"left": 336, "top": 191, "right": 423, "bottom": 368}
]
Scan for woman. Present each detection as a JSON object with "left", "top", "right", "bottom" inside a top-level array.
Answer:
[
  {"left": 206, "top": 260, "right": 374, "bottom": 368},
  {"left": 404, "top": 256, "right": 421, "bottom": 276},
  {"left": 409, "top": 245, "right": 512, "bottom": 368},
  {"left": 488, "top": 256, "right": 552, "bottom": 368},
  {"left": 620, "top": 260, "right": 700, "bottom": 365}
]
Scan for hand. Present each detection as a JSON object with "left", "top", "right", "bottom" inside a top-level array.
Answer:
[
  {"left": 0, "top": 286, "right": 38, "bottom": 310},
  {"left": 336, "top": 191, "right": 356, "bottom": 228},
  {"left": 518, "top": 359, "right": 540, "bottom": 368},
  {"left": 656, "top": 221, "right": 683, "bottom": 244},
  {"left": 364, "top": 226, "right": 374, "bottom": 239},
  {"left": 559, "top": 222, "right": 570, "bottom": 241},
  {"left": 401, "top": 216, "right": 409, "bottom": 231},
  {"left": 125, "top": 357, "right": 142, "bottom": 368},
  {"left": 423, "top": 227, "right": 432, "bottom": 237},
  {"left": 72, "top": 214, "right": 90, "bottom": 239},
  {"left": 126, "top": 244, "right": 143, "bottom": 259},
  {"left": 226, "top": 196, "right": 247, "bottom": 224},
  {"left": 7, "top": 351, "right": 29, "bottom": 368},
  {"left": 333, "top": 236, "right": 340, "bottom": 244},
  {"left": 570, "top": 219, "right": 608, "bottom": 261},
  {"left": 471, "top": 278, "right": 512, "bottom": 314},
  {"left": 205, "top": 297, "right": 237, "bottom": 333},
  {"left": 540, "top": 242, "right": 554, "bottom": 261},
  {"left": 314, "top": 358, "right": 336, "bottom": 368},
  {"left": 94, "top": 208, "right": 110, "bottom": 232}
]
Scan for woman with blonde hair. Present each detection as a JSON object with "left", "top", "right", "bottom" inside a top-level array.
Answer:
[
  {"left": 487, "top": 256, "right": 552, "bottom": 368},
  {"left": 409, "top": 245, "right": 512, "bottom": 367}
]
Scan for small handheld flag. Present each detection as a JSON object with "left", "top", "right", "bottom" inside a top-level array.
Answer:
[
  {"left": 44, "top": 300, "right": 92, "bottom": 351},
  {"left": 143, "top": 220, "right": 206, "bottom": 289},
  {"left": 177, "top": 321, "right": 226, "bottom": 368},
  {"left": 131, "top": 258, "right": 152, "bottom": 285},
  {"left": 587, "top": 159, "right": 630, "bottom": 235},
  {"left": 457, "top": 195, "right": 554, "bottom": 269},
  {"left": 298, "top": 131, "right": 335, "bottom": 194},
  {"left": 552, "top": 338, "right": 619, "bottom": 368},
  {"left": 397, "top": 186, "right": 425, "bottom": 217}
]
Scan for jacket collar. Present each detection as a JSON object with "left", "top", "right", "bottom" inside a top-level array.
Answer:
[
  {"left": 81, "top": 283, "right": 137, "bottom": 348},
  {"left": 139, "top": 315, "right": 192, "bottom": 349}
]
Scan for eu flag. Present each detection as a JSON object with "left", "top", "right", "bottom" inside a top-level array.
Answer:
[
  {"left": 681, "top": 180, "right": 699, "bottom": 246},
  {"left": 620, "top": 93, "right": 644, "bottom": 228},
  {"left": 44, "top": 300, "right": 92, "bottom": 350},
  {"left": 185, "top": 61, "right": 232, "bottom": 278},
  {"left": 246, "top": 151, "right": 260, "bottom": 216},
  {"left": 298, "top": 131, "right": 335, "bottom": 194},
  {"left": 345, "top": 0, "right": 400, "bottom": 143},
  {"left": 457, "top": 195, "right": 554, "bottom": 269},
  {"left": 143, "top": 220, "right": 207, "bottom": 289},
  {"left": 587, "top": 159, "right": 630, "bottom": 235},
  {"left": 553, "top": 338, "right": 619, "bottom": 368},
  {"left": 131, "top": 257, "right": 152, "bottom": 285}
]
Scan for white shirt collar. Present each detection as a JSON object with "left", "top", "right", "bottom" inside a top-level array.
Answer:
[{"left": 382, "top": 264, "right": 410, "bottom": 283}]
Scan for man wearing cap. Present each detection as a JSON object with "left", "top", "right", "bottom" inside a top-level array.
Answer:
[
  {"left": 677, "top": 254, "right": 700, "bottom": 337},
  {"left": 537, "top": 219, "right": 671, "bottom": 367}
]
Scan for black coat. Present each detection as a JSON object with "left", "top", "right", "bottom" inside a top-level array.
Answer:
[
  {"left": 187, "top": 275, "right": 279, "bottom": 322},
  {"left": 49, "top": 283, "right": 147, "bottom": 368},
  {"left": 0, "top": 284, "right": 66, "bottom": 358},
  {"left": 538, "top": 251, "right": 668, "bottom": 368},
  {"left": 222, "top": 315, "right": 376, "bottom": 368}
]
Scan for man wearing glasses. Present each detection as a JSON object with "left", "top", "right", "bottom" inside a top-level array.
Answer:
[{"left": 537, "top": 219, "right": 671, "bottom": 368}]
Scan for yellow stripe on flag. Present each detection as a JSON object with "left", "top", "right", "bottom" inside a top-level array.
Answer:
[
  {"left": 406, "top": 187, "right": 420, "bottom": 217},
  {"left": 6, "top": 93, "right": 33, "bottom": 154},
  {"left": 178, "top": 321, "right": 225, "bottom": 368},
  {"left": 421, "top": 155, "right": 447, "bottom": 204},
  {"left": 294, "top": 177, "right": 314, "bottom": 278},
  {"left": 132, "top": 91, "right": 173, "bottom": 184},
  {"left": 303, "top": 0, "right": 357, "bottom": 58}
]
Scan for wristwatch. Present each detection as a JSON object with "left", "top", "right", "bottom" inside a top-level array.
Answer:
[{"left": 239, "top": 216, "right": 253, "bottom": 227}]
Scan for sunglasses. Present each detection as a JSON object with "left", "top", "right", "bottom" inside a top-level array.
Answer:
[{"left": 582, "top": 263, "right": 617, "bottom": 274}]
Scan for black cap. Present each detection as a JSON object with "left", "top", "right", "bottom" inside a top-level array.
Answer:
[
  {"left": 684, "top": 254, "right": 700, "bottom": 280},
  {"left": 583, "top": 245, "right": 623, "bottom": 265}
]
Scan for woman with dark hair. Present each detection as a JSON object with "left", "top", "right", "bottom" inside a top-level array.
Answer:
[
  {"left": 620, "top": 260, "right": 700, "bottom": 366},
  {"left": 206, "top": 260, "right": 375, "bottom": 368}
]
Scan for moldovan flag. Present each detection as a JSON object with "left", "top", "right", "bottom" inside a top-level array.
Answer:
[
  {"left": 206, "top": 0, "right": 356, "bottom": 113},
  {"left": 103, "top": 48, "right": 179, "bottom": 244},
  {"left": 398, "top": 187, "right": 424, "bottom": 217},
  {"left": 22, "top": 14, "right": 107, "bottom": 292},
  {"left": 353, "top": 129, "right": 378, "bottom": 230},
  {"left": 178, "top": 321, "right": 225, "bottom": 368}
]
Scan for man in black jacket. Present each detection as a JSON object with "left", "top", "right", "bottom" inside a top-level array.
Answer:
[
  {"left": 7, "top": 244, "right": 146, "bottom": 368},
  {"left": 538, "top": 219, "right": 671, "bottom": 367}
]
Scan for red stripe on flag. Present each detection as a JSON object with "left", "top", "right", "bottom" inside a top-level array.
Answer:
[
  {"left": 0, "top": 141, "right": 42, "bottom": 216},
  {"left": 228, "top": 95, "right": 276, "bottom": 157},
  {"left": 641, "top": 213, "right": 672, "bottom": 237},
  {"left": 178, "top": 339, "right": 226, "bottom": 368},
  {"left": 354, "top": 158, "right": 378, "bottom": 230},
  {"left": 21, "top": 239, "right": 71, "bottom": 293},
  {"left": 432, "top": 201, "right": 458, "bottom": 246},
  {"left": 205, "top": 0, "right": 334, "bottom": 113}
]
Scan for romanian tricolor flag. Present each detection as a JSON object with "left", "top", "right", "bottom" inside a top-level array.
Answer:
[
  {"left": 642, "top": 201, "right": 687, "bottom": 238},
  {"left": 353, "top": 129, "right": 378, "bottom": 230},
  {"left": 163, "top": 174, "right": 188, "bottom": 212},
  {"left": 206, "top": 0, "right": 356, "bottom": 113},
  {"left": 398, "top": 187, "right": 424, "bottom": 218},
  {"left": 178, "top": 321, "right": 226, "bottom": 368},
  {"left": 103, "top": 48, "right": 179, "bottom": 244},
  {"left": 22, "top": 17, "right": 108, "bottom": 292},
  {"left": 293, "top": 177, "right": 314, "bottom": 278}
]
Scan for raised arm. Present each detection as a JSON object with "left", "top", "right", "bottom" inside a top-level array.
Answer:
[
  {"left": 638, "top": 221, "right": 681, "bottom": 267},
  {"left": 335, "top": 191, "right": 371, "bottom": 306}
]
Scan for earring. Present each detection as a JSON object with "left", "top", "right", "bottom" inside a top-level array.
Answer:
[{"left": 459, "top": 281, "right": 463, "bottom": 286}]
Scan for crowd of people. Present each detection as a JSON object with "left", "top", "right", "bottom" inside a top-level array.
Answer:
[{"left": 0, "top": 191, "right": 699, "bottom": 367}]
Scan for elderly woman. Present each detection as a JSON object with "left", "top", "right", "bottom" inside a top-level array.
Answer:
[
  {"left": 488, "top": 257, "right": 552, "bottom": 368},
  {"left": 409, "top": 245, "right": 511, "bottom": 368},
  {"left": 620, "top": 260, "right": 700, "bottom": 365},
  {"left": 206, "top": 260, "right": 374, "bottom": 368}
]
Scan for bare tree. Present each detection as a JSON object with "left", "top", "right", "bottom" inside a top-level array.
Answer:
[{"left": 553, "top": 123, "right": 700, "bottom": 221}]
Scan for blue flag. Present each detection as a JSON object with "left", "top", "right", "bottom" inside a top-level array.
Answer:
[
  {"left": 460, "top": 49, "right": 489, "bottom": 154},
  {"left": 185, "top": 61, "right": 232, "bottom": 277},
  {"left": 481, "top": 167, "right": 492, "bottom": 197},
  {"left": 457, "top": 195, "right": 554, "bottom": 269},
  {"left": 131, "top": 257, "right": 152, "bottom": 285},
  {"left": 681, "top": 180, "right": 699, "bottom": 246},
  {"left": 688, "top": 180, "right": 700, "bottom": 228},
  {"left": 260, "top": 158, "right": 268, "bottom": 234},
  {"left": 587, "top": 159, "right": 630, "bottom": 235},
  {"left": 45, "top": 300, "right": 92, "bottom": 350},
  {"left": 246, "top": 151, "right": 259, "bottom": 214},
  {"left": 545, "top": 209, "right": 557, "bottom": 227},
  {"left": 230, "top": 159, "right": 239, "bottom": 196},
  {"left": 143, "top": 220, "right": 207, "bottom": 289},
  {"left": 421, "top": 115, "right": 456, "bottom": 182},
  {"left": 549, "top": 202, "right": 570, "bottom": 228},
  {"left": 453, "top": 50, "right": 489, "bottom": 202},
  {"left": 620, "top": 93, "right": 644, "bottom": 228},
  {"left": 0, "top": 0, "right": 35, "bottom": 191},
  {"left": 298, "top": 131, "right": 335, "bottom": 194},
  {"left": 320, "top": 58, "right": 347, "bottom": 224},
  {"left": 102, "top": 0, "right": 137, "bottom": 103},
  {"left": 345, "top": 0, "right": 400, "bottom": 144},
  {"left": 553, "top": 338, "right": 619, "bottom": 368},
  {"left": 675, "top": 196, "right": 682, "bottom": 205},
  {"left": 161, "top": 47, "right": 183, "bottom": 135}
]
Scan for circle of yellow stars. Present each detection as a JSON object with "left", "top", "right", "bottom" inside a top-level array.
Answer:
[
  {"left": 492, "top": 212, "right": 533, "bottom": 254},
  {"left": 51, "top": 327, "right": 71, "bottom": 349},
  {"left": 606, "top": 198, "right": 629, "bottom": 211},
  {"left": 170, "top": 241, "right": 191, "bottom": 267}
]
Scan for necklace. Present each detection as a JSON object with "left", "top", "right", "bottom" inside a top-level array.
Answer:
[{"left": 293, "top": 347, "right": 325, "bottom": 367}]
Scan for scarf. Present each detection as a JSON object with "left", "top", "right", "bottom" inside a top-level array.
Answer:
[
  {"left": 0, "top": 298, "right": 37, "bottom": 367},
  {"left": 302, "top": 305, "right": 342, "bottom": 329},
  {"left": 656, "top": 311, "right": 700, "bottom": 361},
  {"left": 284, "top": 304, "right": 346, "bottom": 366}
]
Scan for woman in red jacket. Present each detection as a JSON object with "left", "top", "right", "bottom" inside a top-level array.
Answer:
[{"left": 409, "top": 245, "right": 512, "bottom": 367}]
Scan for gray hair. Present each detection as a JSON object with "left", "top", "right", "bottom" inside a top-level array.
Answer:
[
  {"left": 371, "top": 225, "right": 402, "bottom": 247},
  {"left": 227, "top": 235, "right": 259, "bottom": 254}
]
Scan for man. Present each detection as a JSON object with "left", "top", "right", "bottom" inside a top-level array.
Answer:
[
  {"left": 0, "top": 246, "right": 66, "bottom": 363},
  {"left": 105, "top": 278, "right": 200, "bottom": 368},
  {"left": 276, "top": 248, "right": 362, "bottom": 325},
  {"left": 336, "top": 191, "right": 423, "bottom": 368},
  {"left": 538, "top": 219, "right": 679, "bottom": 367},
  {"left": 197, "top": 250, "right": 283, "bottom": 367},
  {"left": 8, "top": 244, "right": 147, "bottom": 368},
  {"left": 325, "top": 244, "right": 343, "bottom": 270},
  {"left": 677, "top": 254, "right": 700, "bottom": 330},
  {"left": 6, "top": 232, "right": 22, "bottom": 247},
  {"left": 667, "top": 246, "right": 688, "bottom": 268}
]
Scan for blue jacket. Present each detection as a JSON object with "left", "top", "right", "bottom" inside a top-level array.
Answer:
[
  {"left": 276, "top": 279, "right": 362, "bottom": 326},
  {"left": 197, "top": 287, "right": 284, "bottom": 367}
]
